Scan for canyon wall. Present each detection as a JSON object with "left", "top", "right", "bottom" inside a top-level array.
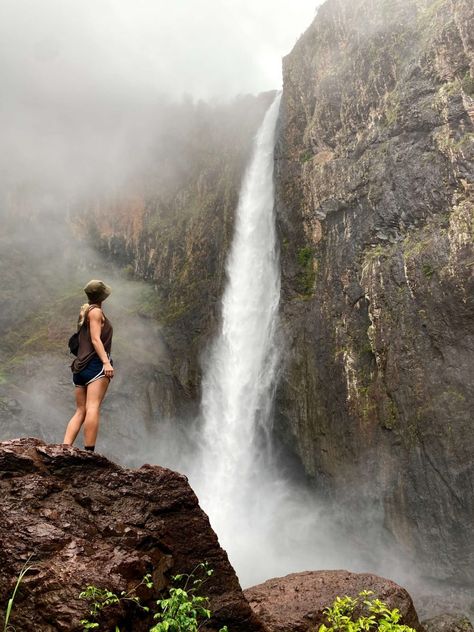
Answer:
[
  {"left": 274, "top": 0, "right": 473, "bottom": 584},
  {"left": 85, "top": 93, "right": 275, "bottom": 411}
]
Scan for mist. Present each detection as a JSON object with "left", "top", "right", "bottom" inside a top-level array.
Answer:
[
  {"left": 0, "top": 0, "right": 323, "bottom": 585},
  {"left": 0, "top": 0, "right": 319, "bottom": 199}
]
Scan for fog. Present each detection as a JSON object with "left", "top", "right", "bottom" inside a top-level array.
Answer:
[
  {"left": 0, "top": 0, "right": 317, "bottom": 100},
  {"left": 0, "top": 0, "right": 318, "bottom": 196}
]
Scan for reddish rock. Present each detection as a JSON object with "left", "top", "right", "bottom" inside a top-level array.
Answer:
[
  {"left": 0, "top": 438, "right": 264, "bottom": 632},
  {"left": 244, "top": 570, "right": 421, "bottom": 632}
]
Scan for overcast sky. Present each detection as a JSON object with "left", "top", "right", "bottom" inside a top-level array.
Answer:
[
  {"left": 0, "top": 0, "right": 318, "bottom": 102},
  {"left": 0, "top": 0, "right": 320, "bottom": 196}
]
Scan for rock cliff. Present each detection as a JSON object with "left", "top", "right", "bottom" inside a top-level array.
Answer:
[
  {"left": 0, "top": 438, "right": 264, "bottom": 632},
  {"left": 275, "top": 0, "right": 473, "bottom": 586},
  {"left": 84, "top": 93, "right": 275, "bottom": 410}
]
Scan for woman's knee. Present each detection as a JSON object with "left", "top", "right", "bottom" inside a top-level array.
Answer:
[
  {"left": 76, "top": 406, "right": 86, "bottom": 420},
  {"left": 85, "top": 403, "right": 100, "bottom": 418}
]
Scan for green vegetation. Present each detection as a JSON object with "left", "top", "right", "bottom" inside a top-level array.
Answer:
[
  {"left": 382, "top": 398, "right": 399, "bottom": 431},
  {"left": 364, "top": 244, "right": 387, "bottom": 262},
  {"left": 402, "top": 234, "right": 428, "bottom": 259},
  {"left": 384, "top": 95, "right": 401, "bottom": 127},
  {"left": 121, "top": 264, "right": 136, "bottom": 280},
  {"left": 3, "top": 556, "right": 35, "bottom": 632},
  {"left": 417, "top": 0, "right": 448, "bottom": 29},
  {"left": 319, "top": 591, "right": 416, "bottom": 632},
  {"left": 80, "top": 563, "right": 228, "bottom": 632},
  {"left": 300, "top": 149, "right": 313, "bottom": 163},
  {"left": 441, "top": 387, "right": 466, "bottom": 404},
  {"left": 297, "top": 246, "right": 312, "bottom": 267},
  {"left": 135, "top": 285, "right": 162, "bottom": 319},
  {"left": 462, "top": 72, "right": 474, "bottom": 97},
  {"left": 361, "top": 244, "right": 391, "bottom": 279},
  {"left": 422, "top": 263, "right": 435, "bottom": 278},
  {"left": 297, "top": 246, "right": 316, "bottom": 296},
  {"left": 0, "top": 283, "right": 80, "bottom": 385},
  {"left": 357, "top": 385, "right": 377, "bottom": 424},
  {"left": 439, "top": 79, "right": 462, "bottom": 97},
  {"left": 80, "top": 576, "right": 152, "bottom": 630}
]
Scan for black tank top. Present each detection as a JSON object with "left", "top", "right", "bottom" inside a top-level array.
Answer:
[{"left": 71, "top": 305, "right": 113, "bottom": 374}]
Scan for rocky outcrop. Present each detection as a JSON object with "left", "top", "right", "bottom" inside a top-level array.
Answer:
[
  {"left": 244, "top": 570, "right": 421, "bottom": 632},
  {"left": 275, "top": 0, "right": 474, "bottom": 586},
  {"left": 0, "top": 438, "right": 264, "bottom": 632}
]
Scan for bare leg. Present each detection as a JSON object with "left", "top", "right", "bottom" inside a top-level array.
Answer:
[
  {"left": 83, "top": 378, "right": 110, "bottom": 448},
  {"left": 63, "top": 387, "right": 87, "bottom": 445}
]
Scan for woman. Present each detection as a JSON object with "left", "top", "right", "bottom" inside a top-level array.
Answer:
[{"left": 63, "top": 279, "right": 114, "bottom": 452}]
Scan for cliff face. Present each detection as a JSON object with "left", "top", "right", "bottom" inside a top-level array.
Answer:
[
  {"left": 85, "top": 94, "right": 275, "bottom": 409},
  {"left": 275, "top": 0, "right": 473, "bottom": 583}
]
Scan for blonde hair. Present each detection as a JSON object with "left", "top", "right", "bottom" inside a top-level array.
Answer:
[{"left": 77, "top": 303, "right": 90, "bottom": 329}]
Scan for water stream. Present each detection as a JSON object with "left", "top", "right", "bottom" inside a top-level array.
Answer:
[
  {"left": 190, "top": 94, "right": 333, "bottom": 585},
  {"left": 195, "top": 93, "right": 284, "bottom": 584},
  {"left": 198, "top": 92, "right": 282, "bottom": 505},
  {"left": 178, "top": 94, "right": 424, "bottom": 596}
]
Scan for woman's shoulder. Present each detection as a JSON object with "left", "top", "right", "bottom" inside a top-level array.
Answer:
[{"left": 87, "top": 305, "right": 105, "bottom": 322}]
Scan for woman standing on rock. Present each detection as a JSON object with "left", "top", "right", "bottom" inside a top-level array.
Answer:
[{"left": 63, "top": 280, "right": 114, "bottom": 452}]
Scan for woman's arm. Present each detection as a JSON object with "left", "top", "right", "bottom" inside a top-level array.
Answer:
[{"left": 89, "top": 308, "right": 114, "bottom": 379}]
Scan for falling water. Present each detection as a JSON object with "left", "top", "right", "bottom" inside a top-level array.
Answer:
[
  {"left": 199, "top": 91, "right": 281, "bottom": 484},
  {"left": 195, "top": 95, "right": 280, "bottom": 572},
  {"left": 189, "top": 93, "right": 359, "bottom": 587},
  {"left": 193, "top": 93, "right": 299, "bottom": 582}
]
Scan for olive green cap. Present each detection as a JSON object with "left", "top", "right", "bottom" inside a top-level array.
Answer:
[{"left": 83, "top": 279, "right": 111, "bottom": 303}]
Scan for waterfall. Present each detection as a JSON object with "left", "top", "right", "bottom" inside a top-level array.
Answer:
[
  {"left": 199, "top": 91, "right": 281, "bottom": 482},
  {"left": 189, "top": 93, "right": 351, "bottom": 587},
  {"left": 192, "top": 93, "right": 288, "bottom": 581}
]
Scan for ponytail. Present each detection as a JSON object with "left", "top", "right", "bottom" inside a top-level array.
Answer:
[{"left": 77, "top": 303, "right": 90, "bottom": 329}]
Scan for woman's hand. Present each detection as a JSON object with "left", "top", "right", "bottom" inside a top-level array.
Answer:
[{"left": 103, "top": 361, "right": 114, "bottom": 379}]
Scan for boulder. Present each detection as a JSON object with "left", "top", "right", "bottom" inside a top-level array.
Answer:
[
  {"left": 0, "top": 438, "right": 264, "bottom": 632},
  {"left": 244, "top": 570, "right": 421, "bottom": 632}
]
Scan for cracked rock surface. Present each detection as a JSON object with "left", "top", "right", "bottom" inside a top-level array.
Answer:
[{"left": 0, "top": 438, "right": 264, "bottom": 632}]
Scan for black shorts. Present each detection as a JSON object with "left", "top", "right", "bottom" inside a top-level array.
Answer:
[{"left": 73, "top": 356, "right": 113, "bottom": 388}]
